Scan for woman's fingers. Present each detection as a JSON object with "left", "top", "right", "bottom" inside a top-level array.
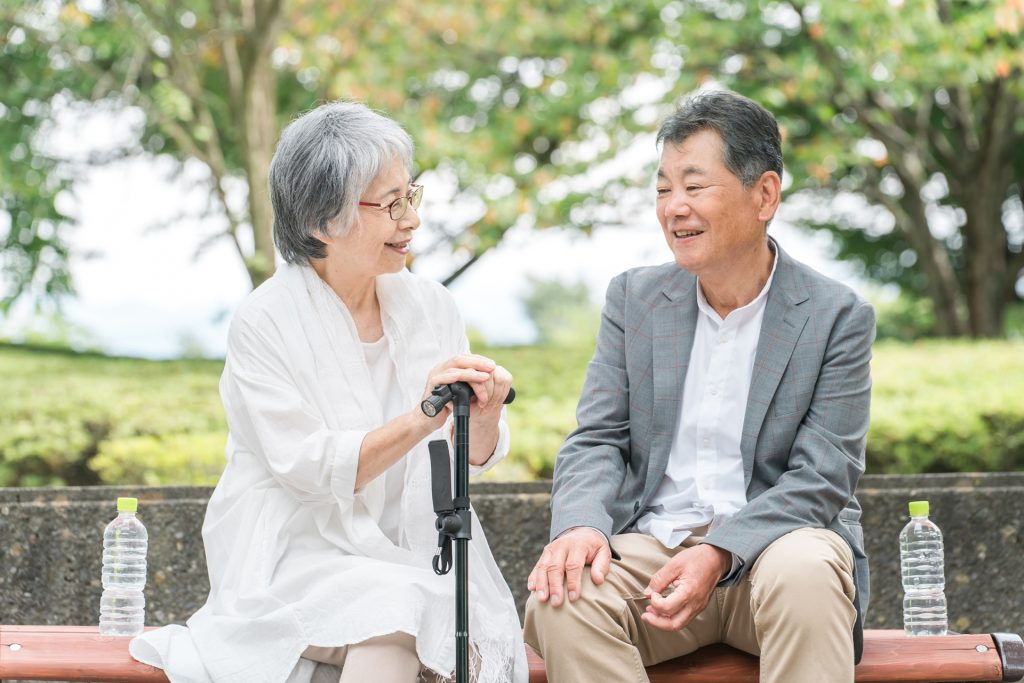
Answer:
[
  {"left": 444, "top": 354, "right": 496, "bottom": 372},
  {"left": 424, "top": 356, "right": 513, "bottom": 410},
  {"left": 472, "top": 364, "right": 512, "bottom": 409}
]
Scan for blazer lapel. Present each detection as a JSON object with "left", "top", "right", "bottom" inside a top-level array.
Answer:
[
  {"left": 741, "top": 248, "right": 809, "bottom": 485},
  {"left": 646, "top": 268, "right": 698, "bottom": 493}
]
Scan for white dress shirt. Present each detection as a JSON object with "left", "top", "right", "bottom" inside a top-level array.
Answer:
[{"left": 634, "top": 246, "right": 778, "bottom": 557}]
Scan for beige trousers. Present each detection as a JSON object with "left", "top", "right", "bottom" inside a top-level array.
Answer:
[
  {"left": 524, "top": 528, "right": 857, "bottom": 683},
  {"left": 303, "top": 632, "right": 422, "bottom": 683}
]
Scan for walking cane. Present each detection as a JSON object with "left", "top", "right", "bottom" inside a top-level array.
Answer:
[{"left": 423, "top": 382, "right": 516, "bottom": 683}]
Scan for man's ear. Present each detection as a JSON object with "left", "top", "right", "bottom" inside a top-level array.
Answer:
[{"left": 755, "top": 171, "right": 782, "bottom": 223}]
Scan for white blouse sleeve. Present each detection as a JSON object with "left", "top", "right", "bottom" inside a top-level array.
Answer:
[{"left": 220, "top": 315, "right": 366, "bottom": 506}]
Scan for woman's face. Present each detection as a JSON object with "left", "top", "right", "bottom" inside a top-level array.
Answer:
[{"left": 323, "top": 158, "right": 421, "bottom": 280}]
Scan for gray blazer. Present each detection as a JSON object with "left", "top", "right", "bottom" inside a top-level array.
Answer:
[{"left": 549, "top": 243, "right": 875, "bottom": 662}]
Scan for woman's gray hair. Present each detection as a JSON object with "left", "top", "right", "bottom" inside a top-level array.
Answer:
[
  {"left": 268, "top": 101, "right": 414, "bottom": 263},
  {"left": 657, "top": 89, "right": 783, "bottom": 188}
]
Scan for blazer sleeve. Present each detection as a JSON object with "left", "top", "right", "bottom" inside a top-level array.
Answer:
[
  {"left": 220, "top": 314, "right": 367, "bottom": 507},
  {"left": 549, "top": 273, "right": 631, "bottom": 540},
  {"left": 705, "top": 299, "right": 876, "bottom": 578}
]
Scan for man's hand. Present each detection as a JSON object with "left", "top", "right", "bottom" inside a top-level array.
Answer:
[
  {"left": 641, "top": 544, "right": 731, "bottom": 631},
  {"left": 527, "top": 527, "right": 612, "bottom": 607}
]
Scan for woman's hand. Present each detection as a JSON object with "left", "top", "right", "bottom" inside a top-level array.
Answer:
[
  {"left": 464, "top": 359, "right": 511, "bottom": 465},
  {"left": 420, "top": 354, "right": 506, "bottom": 425},
  {"left": 420, "top": 355, "right": 511, "bottom": 465}
]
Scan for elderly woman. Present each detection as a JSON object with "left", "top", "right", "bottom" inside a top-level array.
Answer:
[{"left": 130, "top": 102, "right": 527, "bottom": 683}]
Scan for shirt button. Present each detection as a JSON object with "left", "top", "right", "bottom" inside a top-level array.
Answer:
[
  {"left": 710, "top": 386, "right": 719, "bottom": 396},
  {"left": 702, "top": 437, "right": 711, "bottom": 447}
]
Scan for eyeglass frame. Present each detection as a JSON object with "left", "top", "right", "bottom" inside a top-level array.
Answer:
[{"left": 358, "top": 183, "right": 424, "bottom": 221}]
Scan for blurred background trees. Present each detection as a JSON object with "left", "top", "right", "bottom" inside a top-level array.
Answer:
[
  {"left": 4, "top": 0, "right": 1023, "bottom": 335},
  {"left": 2, "top": 1, "right": 1024, "bottom": 484},
  {"left": 1, "top": 0, "right": 669, "bottom": 300},
  {"left": 666, "top": 0, "right": 1024, "bottom": 337}
]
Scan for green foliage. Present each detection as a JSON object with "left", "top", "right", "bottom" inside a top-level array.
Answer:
[
  {"left": 520, "top": 276, "right": 600, "bottom": 346},
  {"left": 477, "top": 342, "right": 594, "bottom": 480},
  {"left": 0, "top": 343, "right": 225, "bottom": 486},
  {"left": 868, "top": 340, "right": 1024, "bottom": 473},
  {"left": 872, "top": 294, "right": 937, "bottom": 342},
  {"left": 1005, "top": 304, "right": 1024, "bottom": 339},
  {"left": 1, "top": 0, "right": 678, "bottom": 300},
  {"left": 666, "top": 0, "right": 1024, "bottom": 336},
  {"left": 5, "top": 1, "right": 1022, "bottom": 336},
  {"left": 2, "top": 339, "right": 1023, "bottom": 486}
]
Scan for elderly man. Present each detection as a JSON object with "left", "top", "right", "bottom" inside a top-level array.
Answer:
[{"left": 524, "top": 90, "right": 874, "bottom": 683}]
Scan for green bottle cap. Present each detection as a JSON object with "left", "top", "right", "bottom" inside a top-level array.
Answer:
[
  {"left": 117, "top": 497, "right": 138, "bottom": 513},
  {"left": 908, "top": 500, "right": 929, "bottom": 517}
]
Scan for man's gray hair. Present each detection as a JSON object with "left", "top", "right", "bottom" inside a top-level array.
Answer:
[
  {"left": 269, "top": 101, "right": 414, "bottom": 263},
  {"left": 657, "top": 89, "right": 783, "bottom": 188}
]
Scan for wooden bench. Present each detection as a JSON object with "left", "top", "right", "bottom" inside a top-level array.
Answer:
[{"left": 2, "top": 625, "right": 1022, "bottom": 682}]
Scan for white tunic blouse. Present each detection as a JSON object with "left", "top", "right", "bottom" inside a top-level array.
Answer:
[{"left": 130, "top": 263, "right": 527, "bottom": 683}]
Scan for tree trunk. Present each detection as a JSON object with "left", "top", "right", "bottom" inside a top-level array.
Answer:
[
  {"left": 890, "top": 160, "right": 967, "bottom": 336},
  {"left": 902, "top": 200, "right": 967, "bottom": 337},
  {"left": 961, "top": 192, "right": 1008, "bottom": 338},
  {"left": 242, "top": 61, "right": 277, "bottom": 288},
  {"left": 236, "top": 0, "right": 284, "bottom": 289}
]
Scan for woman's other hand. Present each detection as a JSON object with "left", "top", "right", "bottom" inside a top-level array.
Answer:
[{"left": 421, "top": 354, "right": 498, "bottom": 424}]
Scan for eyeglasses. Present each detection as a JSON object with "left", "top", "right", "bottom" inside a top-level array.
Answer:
[{"left": 358, "top": 184, "right": 424, "bottom": 221}]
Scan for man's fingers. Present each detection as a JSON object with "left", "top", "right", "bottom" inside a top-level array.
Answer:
[
  {"left": 531, "top": 544, "right": 567, "bottom": 604},
  {"left": 529, "top": 530, "right": 611, "bottom": 607},
  {"left": 546, "top": 559, "right": 568, "bottom": 606},
  {"left": 645, "top": 564, "right": 675, "bottom": 597},
  {"left": 646, "top": 581, "right": 687, "bottom": 617},
  {"left": 563, "top": 544, "right": 589, "bottom": 602},
  {"left": 528, "top": 557, "right": 551, "bottom": 602},
  {"left": 590, "top": 542, "right": 612, "bottom": 585},
  {"left": 641, "top": 603, "right": 697, "bottom": 632}
]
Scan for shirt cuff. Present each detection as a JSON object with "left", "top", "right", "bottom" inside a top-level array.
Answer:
[{"left": 720, "top": 552, "right": 744, "bottom": 583}]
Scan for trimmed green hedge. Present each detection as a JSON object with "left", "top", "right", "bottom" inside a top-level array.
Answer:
[
  {"left": 867, "top": 340, "right": 1024, "bottom": 473},
  {"left": 0, "top": 345, "right": 224, "bottom": 487},
  {"left": 1, "top": 339, "right": 1021, "bottom": 487}
]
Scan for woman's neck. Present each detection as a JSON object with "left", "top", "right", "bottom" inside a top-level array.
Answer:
[{"left": 310, "top": 258, "right": 383, "bottom": 341}]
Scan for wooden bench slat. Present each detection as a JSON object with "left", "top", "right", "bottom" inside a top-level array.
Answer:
[
  {"left": 855, "top": 630, "right": 1004, "bottom": 682},
  {"left": 2, "top": 625, "right": 1018, "bottom": 683},
  {"left": 527, "top": 630, "right": 1012, "bottom": 683},
  {"left": 1, "top": 625, "right": 169, "bottom": 682}
]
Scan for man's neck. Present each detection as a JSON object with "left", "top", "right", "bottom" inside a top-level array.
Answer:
[{"left": 698, "top": 240, "right": 775, "bottom": 319}]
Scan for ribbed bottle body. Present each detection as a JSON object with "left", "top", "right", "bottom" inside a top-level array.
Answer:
[
  {"left": 899, "top": 515, "right": 947, "bottom": 636},
  {"left": 99, "top": 512, "right": 148, "bottom": 636}
]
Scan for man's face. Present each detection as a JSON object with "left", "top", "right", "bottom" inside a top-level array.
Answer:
[{"left": 656, "top": 128, "right": 772, "bottom": 281}]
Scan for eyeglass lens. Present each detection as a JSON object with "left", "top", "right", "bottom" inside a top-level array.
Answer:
[{"left": 389, "top": 185, "right": 424, "bottom": 220}]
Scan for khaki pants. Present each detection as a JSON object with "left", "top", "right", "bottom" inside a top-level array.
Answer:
[{"left": 524, "top": 528, "right": 857, "bottom": 683}]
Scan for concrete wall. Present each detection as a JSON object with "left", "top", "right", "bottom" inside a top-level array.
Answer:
[{"left": 1, "top": 473, "right": 1022, "bottom": 637}]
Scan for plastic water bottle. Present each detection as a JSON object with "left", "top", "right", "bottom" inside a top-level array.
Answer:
[
  {"left": 899, "top": 500, "right": 948, "bottom": 636},
  {"left": 99, "top": 497, "right": 148, "bottom": 636}
]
